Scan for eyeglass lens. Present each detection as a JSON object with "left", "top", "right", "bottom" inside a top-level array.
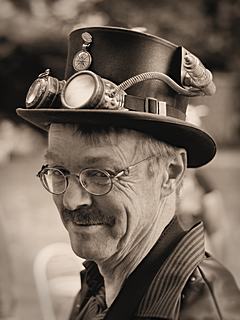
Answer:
[
  {"left": 41, "top": 168, "right": 67, "bottom": 194},
  {"left": 40, "top": 167, "right": 113, "bottom": 195}
]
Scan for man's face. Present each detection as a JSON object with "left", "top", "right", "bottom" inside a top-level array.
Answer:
[{"left": 47, "top": 124, "right": 166, "bottom": 263}]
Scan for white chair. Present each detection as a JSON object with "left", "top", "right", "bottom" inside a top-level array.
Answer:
[{"left": 33, "top": 242, "right": 84, "bottom": 320}]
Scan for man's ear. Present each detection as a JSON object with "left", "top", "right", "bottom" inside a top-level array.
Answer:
[{"left": 161, "top": 149, "right": 187, "bottom": 197}]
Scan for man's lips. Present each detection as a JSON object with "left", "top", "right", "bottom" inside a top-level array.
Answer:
[{"left": 72, "top": 220, "right": 108, "bottom": 226}]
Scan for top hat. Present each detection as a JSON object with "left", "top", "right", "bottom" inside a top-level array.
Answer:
[{"left": 16, "top": 26, "right": 216, "bottom": 168}]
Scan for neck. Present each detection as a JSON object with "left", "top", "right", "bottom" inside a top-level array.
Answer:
[{"left": 97, "top": 194, "right": 176, "bottom": 307}]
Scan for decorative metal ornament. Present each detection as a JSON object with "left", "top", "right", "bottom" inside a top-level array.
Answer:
[
  {"left": 182, "top": 49, "right": 216, "bottom": 96},
  {"left": 73, "top": 32, "right": 93, "bottom": 71}
]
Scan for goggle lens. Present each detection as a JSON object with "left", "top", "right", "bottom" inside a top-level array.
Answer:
[
  {"left": 26, "top": 80, "right": 42, "bottom": 105},
  {"left": 64, "top": 73, "right": 96, "bottom": 108}
]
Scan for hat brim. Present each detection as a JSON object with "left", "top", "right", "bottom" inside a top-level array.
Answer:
[{"left": 16, "top": 108, "right": 216, "bottom": 168}]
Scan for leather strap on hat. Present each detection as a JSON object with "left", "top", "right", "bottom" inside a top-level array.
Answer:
[{"left": 125, "top": 95, "right": 186, "bottom": 120}]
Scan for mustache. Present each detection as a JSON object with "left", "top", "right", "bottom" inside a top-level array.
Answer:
[{"left": 63, "top": 206, "right": 115, "bottom": 226}]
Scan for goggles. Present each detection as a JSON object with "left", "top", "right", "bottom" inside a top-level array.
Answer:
[
  {"left": 25, "top": 51, "right": 216, "bottom": 111},
  {"left": 26, "top": 69, "right": 126, "bottom": 110}
]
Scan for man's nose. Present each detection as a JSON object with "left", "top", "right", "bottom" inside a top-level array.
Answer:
[{"left": 63, "top": 177, "right": 92, "bottom": 210}]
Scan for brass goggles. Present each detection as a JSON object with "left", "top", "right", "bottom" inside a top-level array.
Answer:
[{"left": 25, "top": 69, "right": 126, "bottom": 110}]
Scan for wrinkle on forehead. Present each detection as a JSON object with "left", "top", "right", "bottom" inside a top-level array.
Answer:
[{"left": 49, "top": 123, "right": 144, "bottom": 162}]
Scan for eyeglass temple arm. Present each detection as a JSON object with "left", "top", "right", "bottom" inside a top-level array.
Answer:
[
  {"left": 36, "top": 164, "right": 49, "bottom": 177},
  {"left": 114, "top": 154, "right": 160, "bottom": 178}
]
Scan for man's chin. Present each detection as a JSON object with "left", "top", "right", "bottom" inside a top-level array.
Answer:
[
  {"left": 70, "top": 240, "right": 110, "bottom": 261},
  {"left": 67, "top": 225, "right": 117, "bottom": 261}
]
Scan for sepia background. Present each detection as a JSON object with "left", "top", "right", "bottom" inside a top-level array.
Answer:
[{"left": 0, "top": 0, "right": 240, "bottom": 319}]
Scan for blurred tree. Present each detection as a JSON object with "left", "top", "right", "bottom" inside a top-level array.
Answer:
[
  {"left": 1, "top": 0, "right": 239, "bottom": 68},
  {"left": 0, "top": 0, "right": 107, "bottom": 121}
]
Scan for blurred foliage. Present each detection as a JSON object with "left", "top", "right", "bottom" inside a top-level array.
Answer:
[
  {"left": 0, "top": 0, "right": 240, "bottom": 121},
  {"left": 1, "top": 0, "right": 240, "bottom": 68}
]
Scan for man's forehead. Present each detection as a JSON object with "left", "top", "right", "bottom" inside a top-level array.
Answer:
[
  {"left": 48, "top": 123, "right": 145, "bottom": 147},
  {"left": 46, "top": 123, "right": 145, "bottom": 168}
]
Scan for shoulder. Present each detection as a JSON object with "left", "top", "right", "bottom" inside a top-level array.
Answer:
[{"left": 180, "top": 254, "right": 240, "bottom": 319}]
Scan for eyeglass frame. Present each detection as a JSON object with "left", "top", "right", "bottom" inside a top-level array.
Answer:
[{"left": 36, "top": 153, "right": 161, "bottom": 196}]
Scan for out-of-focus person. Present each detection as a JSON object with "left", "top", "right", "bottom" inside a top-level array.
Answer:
[
  {"left": 178, "top": 169, "right": 226, "bottom": 260},
  {"left": 177, "top": 105, "right": 227, "bottom": 261}
]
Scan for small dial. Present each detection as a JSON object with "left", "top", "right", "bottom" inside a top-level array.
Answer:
[{"left": 73, "top": 51, "right": 92, "bottom": 71}]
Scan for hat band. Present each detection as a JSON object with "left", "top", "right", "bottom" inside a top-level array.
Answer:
[{"left": 124, "top": 95, "right": 186, "bottom": 121}]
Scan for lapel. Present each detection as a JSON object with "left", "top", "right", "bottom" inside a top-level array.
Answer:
[
  {"left": 104, "top": 217, "right": 193, "bottom": 320},
  {"left": 136, "top": 221, "right": 205, "bottom": 319}
]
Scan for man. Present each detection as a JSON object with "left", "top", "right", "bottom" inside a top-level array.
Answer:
[{"left": 17, "top": 26, "right": 240, "bottom": 319}]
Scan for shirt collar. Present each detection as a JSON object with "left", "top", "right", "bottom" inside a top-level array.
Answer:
[{"left": 82, "top": 260, "right": 104, "bottom": 295}]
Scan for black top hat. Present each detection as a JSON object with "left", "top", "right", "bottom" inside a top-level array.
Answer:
[{"left": 17, "top": 26, "right": 216, "bottom": 168}]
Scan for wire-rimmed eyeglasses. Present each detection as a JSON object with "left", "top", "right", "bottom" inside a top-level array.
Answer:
[{"left": 37, "top": 154, "right": 159, "bottom": 196}]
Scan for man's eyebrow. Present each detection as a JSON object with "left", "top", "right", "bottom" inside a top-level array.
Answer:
[
  {"left": 44, "top": 150, "right": 61, "bottom": 162},
  {"left": 83, "top": 156, "right": 115, "bottom": 165},
  {"left": 83, "top": 156, "right": 103, "bottom": 164},
  {"left": 44, "top": 152, "right": 121, "bottom": 170},
  {"left": 82, "top": 156, "right": 122, "bottom": 170}
]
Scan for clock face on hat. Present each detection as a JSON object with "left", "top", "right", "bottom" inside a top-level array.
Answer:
[{"left": 73, "top": 51, "right": 92, "bottom": 71}]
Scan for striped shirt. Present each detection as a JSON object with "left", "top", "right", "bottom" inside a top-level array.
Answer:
[{"left": 69, "top": 217, "right": 205, "bottom": 320}]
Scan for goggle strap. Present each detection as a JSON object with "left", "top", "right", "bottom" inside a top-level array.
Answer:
[{"left": 124, "top": 95, "right": 186, "bottom": 120}]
